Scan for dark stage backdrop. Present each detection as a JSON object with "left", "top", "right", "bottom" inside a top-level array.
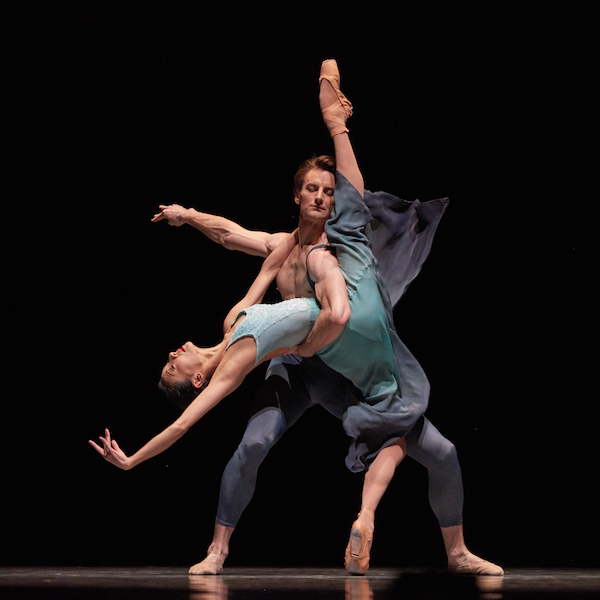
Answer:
[{"left": 3, "top": 3, "right": 597, "bottom": 569}]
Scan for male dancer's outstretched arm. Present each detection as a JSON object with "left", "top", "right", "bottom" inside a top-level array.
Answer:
[{"left": 151, "top": 204, "right": 288, "bottom": 257}]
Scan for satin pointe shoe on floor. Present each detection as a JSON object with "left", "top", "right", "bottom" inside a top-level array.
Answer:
[
  {"left": 319, "top": 58, "right": 353, "bottom": 137},
  {"left": 344, "top": 509, "right": 374, "bottom": 576},
  {"left": 448, "top": 559, "right": 505, "bottom": 576}
]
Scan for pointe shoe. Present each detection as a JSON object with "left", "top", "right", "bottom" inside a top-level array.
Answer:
[
  {"left": 344, "top": 509, "right": 374, "bottom": 576},
  {"left": 189, "top": 553, "right": 225, "bottom": 576},
  {"left": 448, "top": 559, "right": 504, "bottom": 576},
  {"left": 319, "top": 59, "right": 353, "bottom": 137}
]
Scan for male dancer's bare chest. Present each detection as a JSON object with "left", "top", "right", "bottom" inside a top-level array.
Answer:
[{"left": 276, "top": 244, "right": 316, "bottom": 301}]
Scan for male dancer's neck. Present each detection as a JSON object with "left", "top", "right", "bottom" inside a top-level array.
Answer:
[{"left": 297, "top": 216, "right": 327, "bottom": 247}]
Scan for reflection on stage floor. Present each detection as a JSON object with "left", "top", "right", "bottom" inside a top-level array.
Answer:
[{"left": 1, "top": 567, "right": 600, "bottom": 599}]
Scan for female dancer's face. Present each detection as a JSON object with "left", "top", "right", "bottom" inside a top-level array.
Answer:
[
  {"left": 161, "top": 341, "right": 201, "bottom": 384},
  {"left": 294, "top": 168, "right": 335, "bottom": 222}
]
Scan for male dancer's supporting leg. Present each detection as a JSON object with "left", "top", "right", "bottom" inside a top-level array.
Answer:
[
  {"left": 405, "top": 418, "right": 504, "bottom": 575},
  {"left": 343, "top": 418, "right": 504, "bottom": 575},
  {"left": 189, "top": 370, "right": 312, "bottom": 575}
]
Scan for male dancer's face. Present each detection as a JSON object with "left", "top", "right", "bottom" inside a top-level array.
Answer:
[{"left": 294, "top": 168, "right": 335, "bottom": 223}]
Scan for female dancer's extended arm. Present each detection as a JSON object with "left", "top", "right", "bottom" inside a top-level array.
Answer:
[{"left": 89, "top": 339, "right": 258, "bottom": 471}]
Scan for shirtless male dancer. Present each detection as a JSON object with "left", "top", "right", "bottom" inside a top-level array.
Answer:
[{"left": 152, "top": 60, "right": 502, "bottom": 577}]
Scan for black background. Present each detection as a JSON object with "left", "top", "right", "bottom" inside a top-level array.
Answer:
[{"left": 3, "top": 3, "right": 597, "bottom": 570}]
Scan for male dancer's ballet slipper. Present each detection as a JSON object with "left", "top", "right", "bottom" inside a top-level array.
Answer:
[
  {"left": 188, "top": 553, "right": 225, "bottom": 576},
  {"left": 344, "top": 508, "right": 374, "bottom": 576},
  {"left": 448, "top": 559, "right": 504, "bottom": 576},
  {"left": 319, "top": 58, "right": 353, "bottom": 137}
]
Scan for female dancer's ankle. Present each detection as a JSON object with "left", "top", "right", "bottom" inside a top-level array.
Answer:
[{"left": 357, "top": 507, "right": 375, "bottom": 531}]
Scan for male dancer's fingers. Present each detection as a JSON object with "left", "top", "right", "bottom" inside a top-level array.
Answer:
[{"left": 150, "top": 205, "right": 169, "bottom": 222}]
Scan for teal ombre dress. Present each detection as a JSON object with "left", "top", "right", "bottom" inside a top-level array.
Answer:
[
  {"left": 319, "top": 172, "right": 446, "bottom": 470},
  {"left": 229, "top": 172, "right": 448, "bottom": 471}
]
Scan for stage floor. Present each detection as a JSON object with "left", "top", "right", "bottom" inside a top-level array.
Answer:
[{"left": 1, "top": 567, "right": 600, "bottom": 599}]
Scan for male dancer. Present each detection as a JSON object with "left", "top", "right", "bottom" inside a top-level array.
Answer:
[{"left": 152, "top": 62, "right": 502, "bottom": 577}]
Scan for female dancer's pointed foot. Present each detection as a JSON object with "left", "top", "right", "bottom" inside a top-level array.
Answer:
[
  {"left": 344, "top": 510, "right": 374, "bottom": 576},
  {"left": 189, "top": 552, "right": 225, "bottom": 575},
  {"left": 319, "top": 59, "right": 353, "bottom": 137}
]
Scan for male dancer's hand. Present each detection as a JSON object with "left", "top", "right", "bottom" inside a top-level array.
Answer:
[{"left": 151, "top": 204, "right": 190, "bottom": 226}]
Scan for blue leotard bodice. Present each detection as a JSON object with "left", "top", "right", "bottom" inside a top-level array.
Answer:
[{"left": 227, "top": 298, "right": 320, "bottom": 365}]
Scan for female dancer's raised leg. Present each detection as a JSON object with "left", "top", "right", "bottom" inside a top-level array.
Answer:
[
  {"left": 318, "top": 59, "right": 363, "bottom": 196},
  {"left": 319, "top": 58, "right": 409, "bottom": 575}
]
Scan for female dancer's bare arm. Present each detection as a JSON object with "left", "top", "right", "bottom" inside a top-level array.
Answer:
[
  {"left": 88, "top": 337, "right": 259, "bottom": 470},
  {"left": 288, "top": 248, "right": 350, "bottom": 357}
]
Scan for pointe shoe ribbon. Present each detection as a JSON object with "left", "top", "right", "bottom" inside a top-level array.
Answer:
[
  {"left": 319, "top": 59, "right": 353, "bottom": 137},
  {"left": 344, "top": 508, "right": 374, "bottom": 576},
  {"left": 448, "top": 559, "right": 504, "bottom": 576}
]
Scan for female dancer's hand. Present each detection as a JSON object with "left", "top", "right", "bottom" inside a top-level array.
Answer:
[{"left": 89, "top": 428, "right": 132, "bottom": 471}]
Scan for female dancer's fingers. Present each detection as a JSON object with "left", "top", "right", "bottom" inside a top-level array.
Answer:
[
  {"left": 88, "top": 440, "right": 105, "bottom": 455},
  {"left": 98, "top": 436, "right": 111, "bottom": 455}
]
